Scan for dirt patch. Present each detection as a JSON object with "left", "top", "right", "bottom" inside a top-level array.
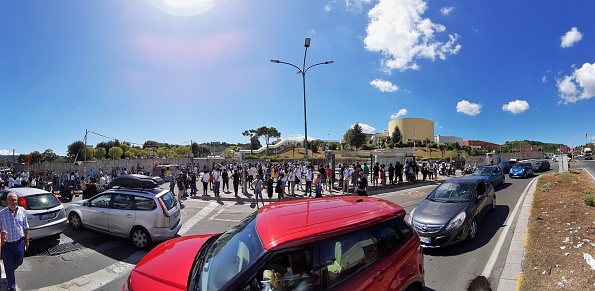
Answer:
[{"left": 522, "top": 169, "right": 595, "bottom": 290}]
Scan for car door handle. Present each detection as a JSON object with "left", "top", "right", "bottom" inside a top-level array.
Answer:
[
  {"left": 373, "top": 267, "right": 388, "bottom": 281},
  {"left": 126, "top": 214, "right": 133, "bottom": 218}
]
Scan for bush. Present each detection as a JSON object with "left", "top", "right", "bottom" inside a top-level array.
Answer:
[
  {"left": 584, "top": 196, "right": 595, "bottom": 207},
  {"left": 361, "top": 144, "right": 377, "bottom": 150}
]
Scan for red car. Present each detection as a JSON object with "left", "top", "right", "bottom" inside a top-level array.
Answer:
[{"left": 123, "top": 196, "right": 424, "bottom": 291}]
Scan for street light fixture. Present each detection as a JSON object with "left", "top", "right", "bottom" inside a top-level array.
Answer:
[{"left": 271, "top": 37, "right": 333, "bottom": 159}]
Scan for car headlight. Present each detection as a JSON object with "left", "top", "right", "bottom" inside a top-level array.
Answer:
[
  {"left": 446, "top": 211, "right": 466, "bottom": 231},
  {"left": 408, "top": 208, "right": 416, "bottom": 225}
]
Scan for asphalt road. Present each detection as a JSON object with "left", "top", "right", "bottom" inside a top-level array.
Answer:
[{"left": 7, "top": 164, "right": 570, "bottom": 291}]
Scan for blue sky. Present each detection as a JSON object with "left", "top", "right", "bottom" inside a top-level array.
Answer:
[{"left": 2, "top": 0, "right": 595, "bottom": 156}]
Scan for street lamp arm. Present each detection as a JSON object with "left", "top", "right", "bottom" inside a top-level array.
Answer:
[
  {"left": 270, "top": 60, "right": 303, "bottom": 73},
  {"left": 304, "top": 61, "right": 334, "bottom": 73}
]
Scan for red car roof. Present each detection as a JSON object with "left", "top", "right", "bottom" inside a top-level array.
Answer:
[{"left": 255, "top": 196, "right": 405, "bottom": 251}]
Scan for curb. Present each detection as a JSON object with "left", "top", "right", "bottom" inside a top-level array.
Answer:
[{"left": 496, "top": 177, "right": 537, "bottom": 291}]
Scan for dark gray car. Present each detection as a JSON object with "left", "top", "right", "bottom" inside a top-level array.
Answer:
[{"left": 409, "top": 176, "right": 496, "bottom": 248}]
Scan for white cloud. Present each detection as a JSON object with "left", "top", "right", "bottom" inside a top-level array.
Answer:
[
  {"left": 557, "top": 63, "right": 595, "bottom": 104},
  {"left": 456, "top": 100, "right": 481, "bottom": 116},
  {"left": 0, "top": 149, "right": 12, "bottom": 155},
  {"left": 364, "top": 0, "right": 461, "bottom": 72},
  {"left": 440, "top": 7, "right": 454, "bottom": 16},
  {"left": 370, "top": 78, "right": 398, "bottom": 92},
  {"left": 502, "top": 100, "right": 530, "bottom": 114},
  {"left": 390, "top": 109, "right": 408, "bottom": 119},
  {"left": 352, "top": 123, "right": 376, "bottom": 134},
  {"left": 325, "top": 4, "right": 331, "bottom": 12},
  {"left": 561, "top": 27, "right": 583, "bottom": 48}
]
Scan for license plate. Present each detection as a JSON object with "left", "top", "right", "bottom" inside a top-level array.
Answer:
[
  {"left": 419, "top": 236, "right": 431, "bottom": 243},
  {"left": 40, "top": 213, "right": 55, "bottom": 220}
]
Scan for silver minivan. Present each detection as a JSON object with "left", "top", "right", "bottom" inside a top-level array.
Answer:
[
  {"left": 65, "top": 175, "right": 181, "bottom": 248},
  {"left": 0, "top": 188, "right": 68, "bottom": 240}
]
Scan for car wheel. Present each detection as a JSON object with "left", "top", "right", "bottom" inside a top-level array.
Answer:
[
  {"left": 501, "top": 176, "right": 505, "bottom": 186},
  {"left": 69, "top": 213, "right": 83, "bottom": 230},
  {"left": 404, "top": 284, "right": 423, "bottom": 291},
  {"left": 131, "top": 227, "right": 152, "bottom": 249},
  {"left": 489, "top": 195, "right": 496, "bottom": 212},
  {"left": 466, "top": 219, "right": 478, "bottom": 242},
  {"left": 523, "top": 172, "right": 527, "bottom": 179}
]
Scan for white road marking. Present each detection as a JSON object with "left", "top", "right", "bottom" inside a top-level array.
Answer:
[
  {"left": 37, "top": 201, "right": 220, "bottom": 290},
  {"left": 481, "top": 177, "right": 537, "bottom": 278}
]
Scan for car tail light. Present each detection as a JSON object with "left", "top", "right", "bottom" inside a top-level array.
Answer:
[
  {"left": 157, "top": 198, "right": 170, "bottom": 218},
  {"left": 18, "top": 196, "right": 27, "bottom": 209}
]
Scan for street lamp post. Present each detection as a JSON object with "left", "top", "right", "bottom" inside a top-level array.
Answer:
[{"left": 271, "top": 38, "right": 333, "bottom": 159}]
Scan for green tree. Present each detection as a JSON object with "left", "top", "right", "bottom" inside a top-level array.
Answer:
[
  {"left": 108, "top": 146, "right": 123, "bottom": 159},
  {"left": 17, "top": 154, "right": 28, "bottom": 163},
  {"left": 242, "top": 130, "right": 258, "bottom": 154},
  {"left": 391, "top": 125, "right": 402, "bottom": 144},
  {"left": 85, "top": 147, "right": 95, "bottom": 160},
  {"left": 120, "top": 143, "right": 131, "bottom": 155},
  {"left": 94, "top": 147, "right": 106, "bottom": 159},
  {"left": 67, "top": 141, "right": 86, "bottom": 161},
  {"left": 343, "top": 123, "right": 367, "bottom": 150},
  {"left": 255, "top": 126, "right": 281, "bottom": 154},
  {"left": 41, "top": 149, "right": 59, "bottom": 162},
  {"left": 138, "top": 149, "right": 149, "bottom": 158},
  {"left": 156, "top": 148, "right": 167, "bottom": 158},
  {"left": 310, "top": 139, "right": 321, "bottom": 153},
  {"left": 29, "top": 151, "right": 42, "bottom": 163}
]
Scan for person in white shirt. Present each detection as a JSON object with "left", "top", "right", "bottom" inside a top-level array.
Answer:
[
  {"left": 213, "top": 169, "right": 221, "bottom": 196},
  {"left": 295, "top": 166, "right": 303, "bottom": 191},
  {"left": 305, "top": 166, "right": 313, "bottom": 197},
  {"left": 7, "top": 175, "right": 15, "bottom": 188},
  {"left": 99, "top": 175, "right": 107, "bottom": 190},
  {"left": 342, "top": 167, "right": 351, "bottom": 194},
  {"left": 201, "top": 171, "right": 210, "bottom": 195}
]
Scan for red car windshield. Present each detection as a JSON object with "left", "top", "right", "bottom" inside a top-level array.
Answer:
[{"left": 189, "top": 212, "right": 265, "bottom": 291}]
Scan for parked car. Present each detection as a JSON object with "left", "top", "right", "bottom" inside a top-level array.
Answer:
[
  {"left": 66, "top": 174, "right": 181, "bottom": 249},
  {"left": 0, "top": 188, "right": 67, "bottom": 241},
  {"left": 531, "top": 160, "right": 550, "bottom": 172},
  {"left": 497, "top": 160, "right": 516, "bottom": 174},
  {"left": 508, "top": 162, "right": 534, "bottom": 178},
  {"left": 123, "top": 196, "right": 425, "bottom": 291},
  {"left": 471, "top": 166, "right": 505, "bottom": 187},
  {"left": 409, "top": 176, "right": 496, "bottom": 248},
  {"left": 552, "top": 155, "right": 559, "bottom": 162}
]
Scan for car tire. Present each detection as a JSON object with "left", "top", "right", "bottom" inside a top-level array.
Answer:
[
  {"left": 466, "top": 219, "right": 478, "bottom": 242},
  {"left": 523, "top": 173, "right": 527, "bottom": 179},
  {"left": 131, "top": 227, "right": 152, "bottom": 249},
  {"left": 501, "top": 176, "right": 505, "bottom": 186},
  {"left": 404, "top": 284, "right": 423, "bottom": 291},
  {"left": 69, "top": 213, "right": 83, "bottom": 230},
  {"left": 489, "top": 195, "right": 496, "bottom": 212}
]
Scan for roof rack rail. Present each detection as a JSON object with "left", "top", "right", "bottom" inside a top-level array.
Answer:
[{"left": 110, "top": 174, "right": 164, "bottom": 189}]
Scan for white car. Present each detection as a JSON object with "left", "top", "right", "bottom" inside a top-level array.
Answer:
[
  {"left": 0, "top": 188, "right": 67, "bottom": 241},
  {"left": 552, "top": 155, "right": 559, "bottom": 162},
  {"left": 65, "top": 175, "right": 182, "bottom": 248}
]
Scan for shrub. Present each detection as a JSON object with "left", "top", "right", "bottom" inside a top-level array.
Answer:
[{"left": 584, "top": 196, "right": 595, "bottom": 207}]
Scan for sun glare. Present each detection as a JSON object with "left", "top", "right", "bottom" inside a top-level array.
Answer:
[{"left": 152, "top": 0, "right": 215, "bottom": 16}]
